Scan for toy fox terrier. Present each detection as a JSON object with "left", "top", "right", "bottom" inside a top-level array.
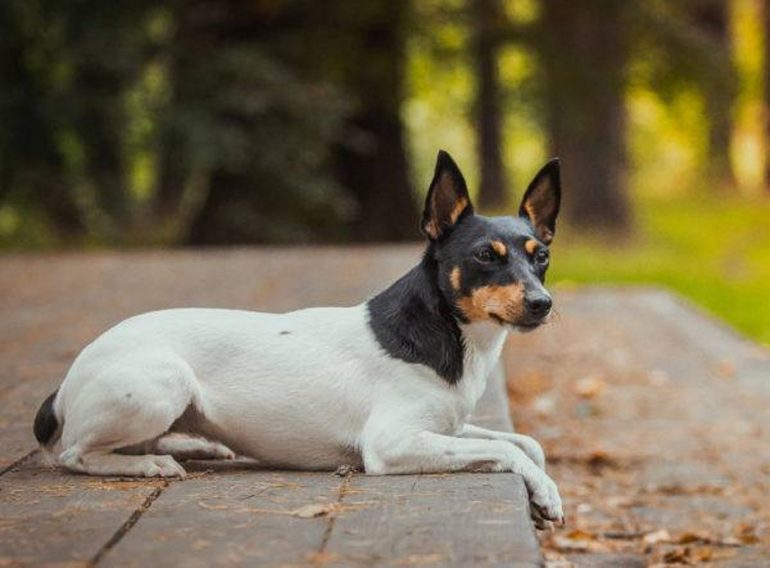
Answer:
[{"left": 34, "top": 150, "right": 564, "bottom": 526}]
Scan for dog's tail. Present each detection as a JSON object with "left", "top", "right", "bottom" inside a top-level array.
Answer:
[{"left": 33, "top": 389, "right": 62, "bottom": 463}]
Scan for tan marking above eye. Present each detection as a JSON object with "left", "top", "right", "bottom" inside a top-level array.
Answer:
[
  {"left": 455, "top": 282, "right": 525, "bottom": 323},
  {"left": 449, "top": 266, "right": 462, "bottom": 291},
  {"left": 490, "top": 240, "right": 507, "bottom": 257},
  {"left": 524, "top": 239, "right": 539, "bottom": 256}
]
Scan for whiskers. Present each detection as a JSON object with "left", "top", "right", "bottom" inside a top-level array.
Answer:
[{"left": 544, "top": 306, "right": 563, "bottom": 326}]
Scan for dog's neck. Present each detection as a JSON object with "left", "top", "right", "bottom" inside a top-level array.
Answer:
[
  {"left": 461, "top": 320, "right": 508, "bottom": 357},
  {"left": 367, "top": 250, "right": 506, "bottom": 385}
]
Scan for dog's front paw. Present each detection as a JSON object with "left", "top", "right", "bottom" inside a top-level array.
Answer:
[{"left": 525, "top": 470, "right": 564, "bottom": 529}]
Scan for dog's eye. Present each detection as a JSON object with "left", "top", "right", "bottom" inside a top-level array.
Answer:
[
  {"left": 474, "top": 248, "right": 495, "bottom": 263},
  {"left": 534, "top": 250, "right": 550, "bottom": 265}
]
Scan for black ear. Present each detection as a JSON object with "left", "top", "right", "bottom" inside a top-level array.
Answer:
[
  {"left": 421, "top": 150, "right": 474, "bottom": 241},
  {"left": 519, "top": 158, "right": 561, "bottom": 244}
]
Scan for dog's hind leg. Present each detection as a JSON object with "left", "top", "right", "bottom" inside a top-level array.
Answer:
[
  {"left": 57, "top": 354, "right": 200, "bottom": 478},
  {"left": 154, "top": 433, "right": 235, "bottom": 461}
]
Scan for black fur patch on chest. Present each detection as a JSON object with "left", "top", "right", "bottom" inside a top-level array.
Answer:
[{"left": 367, "top": 257, "right": 464, "bottom": 384}]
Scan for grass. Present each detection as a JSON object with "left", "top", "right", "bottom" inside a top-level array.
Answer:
[{"left": 549, "top": 193, "right": 770, "bottom": 346}]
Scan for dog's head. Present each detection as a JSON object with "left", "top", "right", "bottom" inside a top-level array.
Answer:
[{"left": 422, "top": 150, "right": 561, "bottom": 331}]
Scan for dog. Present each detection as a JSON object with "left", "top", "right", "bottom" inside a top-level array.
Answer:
[{"left": 33, "top": 150, "right": 564, "bottom": 526}]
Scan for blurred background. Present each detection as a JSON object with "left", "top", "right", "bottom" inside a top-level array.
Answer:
[{"left": 1, "top": 0, "right": 769, "bottom": 343}]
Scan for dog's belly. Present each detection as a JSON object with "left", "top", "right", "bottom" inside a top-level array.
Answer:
[
  {"left": 191, "top": 380, "right": 371, "bottom": 471},
  {"left": 208, "top": 425, "right": 363, "bottom": 470}
]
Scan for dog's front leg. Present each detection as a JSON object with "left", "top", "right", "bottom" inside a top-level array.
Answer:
[
  {"left": 458, "top": 424, "right": 546, "bottom": 470},
  {"left": 362, "top": 430, "right": 563, "bottom": 524}
]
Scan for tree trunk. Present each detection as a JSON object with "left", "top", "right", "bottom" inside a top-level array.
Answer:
[
  {"left": 764, "top": 0, "right": 770, "bottom": 191},
  {"left": 333, "top": 1, "right": 419, "bottom": 242},
  {"left": 473, "top": 0, "right": 508, "bottom": 211},
  {"left": 693, "top": 0, "right": 735, "bottom": 190},
  {"left": 540, "top": 0, "right": 630, "bottom": 233}
]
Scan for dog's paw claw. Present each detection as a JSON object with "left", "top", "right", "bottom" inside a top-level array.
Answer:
[{"left": 526, "top": 472, "right": 564, "bottom": 527}]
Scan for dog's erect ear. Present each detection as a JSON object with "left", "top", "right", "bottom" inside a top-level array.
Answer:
[
  {"left": 519, "top": 158, "right": 561, "bottom": 244},
  {"left": 421, "top": 150, "right": 474, "bottom": 241}
]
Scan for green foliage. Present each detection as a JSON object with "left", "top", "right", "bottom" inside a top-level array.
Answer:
[
  {"left": 551, "top": 194, "right": 770, "bottom": 345},
  {"left": 161, "top": 43, "right": 351, "bottom": 244},
  {"left": 0, "top": 0, "right": 353, "bottom": 246}
]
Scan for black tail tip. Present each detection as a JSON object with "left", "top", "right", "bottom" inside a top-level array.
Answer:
[{"left": 33, "top": 390, "right": 59, "bottom": 445}]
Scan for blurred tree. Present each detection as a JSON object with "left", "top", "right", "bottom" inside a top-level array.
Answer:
[
  {"left": 473, "top": 0, "right": 508, "bottom": 210},
  {"left": 691, "top": 0, "right": 736, "bottom": 189},
  {"left": 326, "top": 1, "right": 420, "bottom": 241},
  {"left": 162, "top": 1, "right": 351, "bottom": 245},
  {"left": 765, "top": 0, "right": 770, "bottom": 190},
  {"left": 0, "top": 1, "right": 85, "bottom": 240},
  {"left": 0, "top": 0, "right": 365, "bottom": 246},
  {"left": 539, "top": 0, "right": 631, "bottom": 232},
  {"left": 630, "top": 1, "right": 737, "bottom": 191},
  {"left": 2, "top": 0, "right": 755, "bottom": 247},
  {"left": 171, "top": 0, "right": 419, "bottom": 244}
]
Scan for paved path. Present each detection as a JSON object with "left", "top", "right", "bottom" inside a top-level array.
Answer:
[
  {"left": 504, "top": 288, "right": 770, "bottom": 566},
  {"left": 1, "top": 248, "right": 768, "bottom": 566}
]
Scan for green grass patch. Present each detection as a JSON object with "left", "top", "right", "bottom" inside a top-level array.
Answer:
[{"left": 550, "top": 194, "right": 770, "bottom": 346}]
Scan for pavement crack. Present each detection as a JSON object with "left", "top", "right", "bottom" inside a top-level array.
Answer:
[
  {"left": 0, "top": 449, "right": 38, "bottom": 477},
  {"left": 89, "top": 481, "right": 168, "bottom": 566},
  {"left": 317, "top": 470, "right": 353, "bottom": 556}
]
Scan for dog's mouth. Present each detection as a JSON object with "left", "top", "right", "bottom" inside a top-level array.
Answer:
[
  {"left": 514, "top": 321, "right": 543, "bottom": 333},
  {"left": 489, "top": 313, "right": 545, "bottom": 331}
]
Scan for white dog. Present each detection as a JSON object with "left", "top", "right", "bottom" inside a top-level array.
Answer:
[{"left": 34, "top": 151, "right": 564, "bottom": 525}]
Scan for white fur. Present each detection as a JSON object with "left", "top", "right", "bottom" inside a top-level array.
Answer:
[{"left": 48, "top": 303, "right": 563, "bottom": 523}]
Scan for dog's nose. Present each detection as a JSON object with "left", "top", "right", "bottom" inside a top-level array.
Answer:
[{"left": 524, "top": 294, "right": 552, "bottom": 317}]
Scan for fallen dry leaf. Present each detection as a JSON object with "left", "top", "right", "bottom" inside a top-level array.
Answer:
[
  {"left": 717, "top": 359, "right": 736, "bottom": 379},
  {"left": 691, "top": 547, "right": 714, "bottom": 562},
  {"left": 734, "top": 523, "right": 759, "bottom": 545},
  {"left": 565, "top": 529, "right": 596, "bottom": 541},
  {"left": 718, "top": 536, "right": 744, "bottom": 547},
  {"left": 291, "top": 503, "right": 338, "bottom": 518},
  {"left": 574, "top": 376, "right": 606, "bottom": 399},
  {"left": 661, "top": 546, "right": 691, "bottom": 564},
  {"left": 675, "top": 531, "right": 711, "bottom": 545},
  {"left": 306, "top": 551, "right": 340, "bottom": 566},
  {"left": 508, "top": 370, "right": 552, "bottom": 403},
  {"left": 532, "top": 394, "right": 557, "bottom": 416},
  {"left": 585, "top": 449, "right": 618, "bottom": 469},
  {"left": 543, "top": 550, "right": 575, "bottom": 568},
  {"left": 643, "top": 529, "right": 672, "bottom": 545},
  {"left": 551, "top": 529, "right": 609, "bottom": 553},
  {"left": 606, "top": 495, "right": 640, "bottom": 508}
]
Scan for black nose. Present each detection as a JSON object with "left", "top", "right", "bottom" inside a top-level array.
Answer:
[{"left": 525, "top": 294, "right": 552, "bottom": 317}]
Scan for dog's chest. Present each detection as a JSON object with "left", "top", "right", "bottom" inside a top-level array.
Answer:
[{"left": 455, "top": 322, "right": 508, "bottom": 417}]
